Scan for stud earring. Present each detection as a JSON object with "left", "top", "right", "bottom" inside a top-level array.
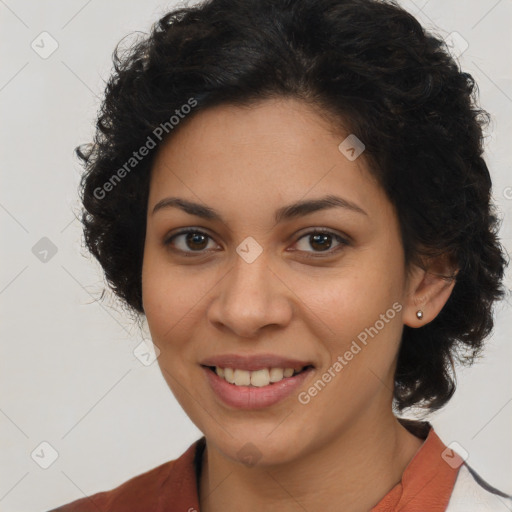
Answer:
[{"left": 416, "top": 310, "right": 423, "bottom": 320}]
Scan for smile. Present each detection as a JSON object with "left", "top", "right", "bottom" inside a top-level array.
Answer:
[
  {"left": 201, "top": 364, "right": 315, "bottom": 409},
  {"left": 206, "top": 365, "right": 311, "bottom": 387}
]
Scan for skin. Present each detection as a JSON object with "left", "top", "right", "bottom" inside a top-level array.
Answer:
[{"left": 141, "top": 97, "right": 456, "bottom": 512}]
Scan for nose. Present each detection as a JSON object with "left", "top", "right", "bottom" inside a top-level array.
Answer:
[{"left": 206, "top": 250, "right": 293, "bottom": 339}]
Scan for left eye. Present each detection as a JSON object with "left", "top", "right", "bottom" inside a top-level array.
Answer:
[
  {"left": 164, "top": 228, "right": 349, "bottom": 256},
  {"left": 294, "top": 229, "right": 349, "bottom": 256}
]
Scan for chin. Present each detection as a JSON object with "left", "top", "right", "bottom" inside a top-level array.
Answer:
[{"left": 207, "top": 424, "right": 307, "bottom": 468}]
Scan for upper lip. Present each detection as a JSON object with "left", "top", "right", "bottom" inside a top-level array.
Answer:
[{"left": 200, "top": 353, "right": 314, "bottom": 371}]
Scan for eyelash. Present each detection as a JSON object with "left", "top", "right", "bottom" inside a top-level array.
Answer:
[{"left": 163, "top": 228, "right": 350, "bottom": 258}]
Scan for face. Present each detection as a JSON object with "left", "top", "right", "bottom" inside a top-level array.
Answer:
[{"left": 142, "top": 97, "right": 416, "bottom": 467}]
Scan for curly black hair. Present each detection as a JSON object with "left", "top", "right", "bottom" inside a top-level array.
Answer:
[{"left": 77, "top": 0, "right": 508, "bottom": 414}]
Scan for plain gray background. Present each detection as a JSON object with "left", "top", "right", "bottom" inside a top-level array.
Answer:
[{"left": 1, "top": 1, "right": 511, "bottom": 510}]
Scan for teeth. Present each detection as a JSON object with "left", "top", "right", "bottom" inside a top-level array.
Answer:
[
  {"left": 269, "top": 368, "right": 284, "bottom": 382},
  {"left": 234, "top": 369, "right": 251, "bottom": 386},
  {"left": 224, "top": 367, "right": 235, "bottom": 384},
  {"left": 251, "top": 369, "right": 270, "bottom": 387},
  {"left": 213, "top": 366, "right": 306, "bottom": 386}
]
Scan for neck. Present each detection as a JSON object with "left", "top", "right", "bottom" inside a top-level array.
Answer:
[{"left": 199, "top": 410, "right": 425, "bottom": 512}]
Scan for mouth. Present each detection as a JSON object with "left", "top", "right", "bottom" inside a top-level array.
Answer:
[
  {"left": 201, "top": 362, "right": 315, "bottom": 409},
  {"left": 202, "top": 364, "right": 314, "bottom": 387}
]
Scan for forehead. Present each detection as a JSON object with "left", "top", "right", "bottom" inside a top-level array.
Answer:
[{"left": 148, "top": 98, "right": 390, "bottom": 223}]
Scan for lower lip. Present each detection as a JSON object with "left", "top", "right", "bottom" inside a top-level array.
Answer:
[{"left": 202, "top": 366, "right": 314, "bottom": 409}]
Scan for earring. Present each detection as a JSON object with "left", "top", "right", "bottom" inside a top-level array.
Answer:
[{"left": 416, "top": 310, "right": 423, "bottom": 320}]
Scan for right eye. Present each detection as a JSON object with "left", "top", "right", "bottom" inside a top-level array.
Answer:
[{"left": 164, "top": 229, "right": 220, "bottom": 256}]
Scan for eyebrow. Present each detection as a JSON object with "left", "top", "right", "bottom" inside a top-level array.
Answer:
[{"left": 151, "top": 194, "right": 368, "bottom": 224}]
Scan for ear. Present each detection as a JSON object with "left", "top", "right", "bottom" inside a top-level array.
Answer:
[{"left": 402, "top": 253, "right": 458, "bottom": 328}]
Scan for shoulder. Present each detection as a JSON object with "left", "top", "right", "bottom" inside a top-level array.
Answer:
[
  {"left": 46, "top": 437, "right": 204, "bottom": 511},
  {"left": 46, "top": 458, "right": 178, "bottom": 511},
  {"left": 446, "top": 462, "right": 512, "bottom": 512}
]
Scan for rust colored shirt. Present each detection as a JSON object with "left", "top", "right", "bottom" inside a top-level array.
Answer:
[{"left": 48, "top": 419, "right": 511, "bottom": 511}]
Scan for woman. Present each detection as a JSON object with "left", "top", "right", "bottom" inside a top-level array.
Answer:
[{"left": 50, "top": 0, "right": 511, "bottom": 510}]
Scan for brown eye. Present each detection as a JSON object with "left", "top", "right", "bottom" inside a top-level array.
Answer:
[
  {"left": 164, "top": 227, "right": 349, "bottom": 258},
  {"left": 164, "top": 229, "right": 218, "bottom": 254},
  {"left": 294, "top": 229, "right": 350, "bottom": 256},
  {"left": 309, "top": 233, "right": 333, "bottom": 251}
]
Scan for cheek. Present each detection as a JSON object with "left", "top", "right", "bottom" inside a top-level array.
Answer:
[
  {"left": 299, "top": 276, "right": 404, "bottom": 417},
  {"left": 142, "top": 250, "right": 189, "bottom": 349},
  {"left": 141, "top": 250, "right": 221, "bottom": 371},
  {"left": 142, "top": 246, "right": 196, "bottom": 331},
  {"left": 298, "top": 250, "right": 405, "bottom": 372},
  {"left": 304, "top": 265, "right": 402, "bottom": 335},
  {"left": 141, "top": 257, "right": 206, "bottom": 407}
]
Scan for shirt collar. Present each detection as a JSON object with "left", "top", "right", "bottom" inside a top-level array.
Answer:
[{"left": 160, "top": 419, "right": 460, "bottom": 511}]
